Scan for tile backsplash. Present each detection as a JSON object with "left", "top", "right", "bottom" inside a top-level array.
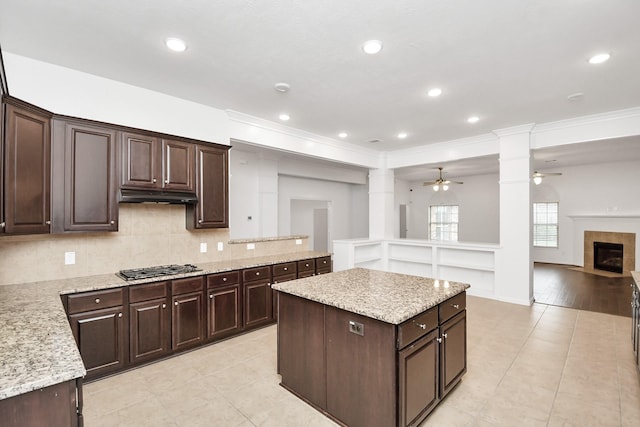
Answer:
[{"left": 0, "top": 204, "right": 309, "bottom": 286}]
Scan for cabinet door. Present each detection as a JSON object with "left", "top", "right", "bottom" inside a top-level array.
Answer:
[
  {"left": 439, "top": 311, "right": 467, "bottom": 398},
  {"left": 121, "top": 132, "right": 160, "bottom": 189},
  {"left": 60, "top": 122, "right": 118, "bottom": 232},
  {"left": 188, "top": 144, "right": 228, "bottom": 228},
  {"left": 3, "top": 102, "right": 51, "bottom": 234},
  {"left": 243, "top": 279, "right": 272, "bottom": 329},
  {"left": 162, "top": 139, "right": 194, "bottom": 191},
  {"left": 129, "top": 297, "right": 170, "bottom": 364},
  {"left": 68, "top": 306, "right": 126, "bottom": 379},
  {"left": 398, "top": 329, "right": 440, "bottom": 427},
  {"left": 172, "top": 291, "right": 204, "bottom": 351},
  {"left": 207, "top": 284, "right": 242, "bottom": 340}
]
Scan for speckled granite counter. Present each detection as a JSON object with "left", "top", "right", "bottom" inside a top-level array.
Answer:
[
  {"left": 272, "top": 267, "right": 470, "bottom": 325},
  {"left": 0, "top": 251, "right": 329, "bottom": 400}
]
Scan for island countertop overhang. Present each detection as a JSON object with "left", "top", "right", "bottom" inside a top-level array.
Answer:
[{"left": 272, "top": 268, "right": 470, "bottom": 325}]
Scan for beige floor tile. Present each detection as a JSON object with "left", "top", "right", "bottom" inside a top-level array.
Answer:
[
  {"left": 173, "top": 398, "right": 250, "bottom": 427},
  {"left": 548, "top": 391, "right": 622, "bottom": 427}
]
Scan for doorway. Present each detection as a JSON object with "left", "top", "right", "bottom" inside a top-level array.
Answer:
[{"left": 290, "top": 199, "right": 330, "bottom": 252}]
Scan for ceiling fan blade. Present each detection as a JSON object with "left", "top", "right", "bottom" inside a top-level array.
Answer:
[{"left": 423, "top": 181, "right": 438, "bottom": 186}]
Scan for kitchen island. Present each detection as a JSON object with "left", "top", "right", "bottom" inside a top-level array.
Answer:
[{"left": 273, "top": 268, "right": 470, "bottom": 427}]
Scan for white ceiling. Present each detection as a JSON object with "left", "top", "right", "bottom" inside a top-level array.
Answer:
[{"left": 1, "top": 1, "right": 639, "bottom": 180}]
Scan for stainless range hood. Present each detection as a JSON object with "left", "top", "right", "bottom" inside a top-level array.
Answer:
[{"left": 119, "top": 189, "right": 198, "bottom": 204}]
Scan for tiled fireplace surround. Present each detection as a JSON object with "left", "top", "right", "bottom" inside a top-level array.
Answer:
[{"left": 583, "top": 230, "right": 636, "bottom": 274}]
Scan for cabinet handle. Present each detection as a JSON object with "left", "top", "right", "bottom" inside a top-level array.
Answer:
[
  {"left": 0, "top": 222, "right": 5, "bottom": 228},
  {"left": 305, "top": 263, "right": 309, "bottom": 267},
  {"left": 118, "top": 313, "right": 122, "bottom": 318},
  {"left": 209, "top": 294, "right": 213, "bottom": 299},
  {"left": 222, "top": 277, "right": 227, "bottom": 282},
  {"left": 110, "top": 220, "right": 115, "bottom": 225},
  {"left": 416, "top": 323, "right": 427, "bottom": 330},
  {"left": 436, "top": 337, "right": 442, "bottom": 343},
  {"left": 256, "top": 272, "right": 260, "bottom": 276},
  {"left": 95, "top": 298, "right": 101, "bottom": 304},
  {"left": 174, "top": 301, "right": 178, "bottom": 306},
  {"left": 452, "top": 304, "right": 460, "bottom": 309},
  {"left": 162, "top": 304, "right": 166, "bottom": 309},
  {"left": 284, "top": 267, "right": 288, "bottom": 271},
  {"left": 153, "top": 178, "right": 157, "bottom": 183},
  {"left": 198, "top": 220, "right": 203, "bottom": 224},
  {"left": 165, "top": 179, "right": 169, "bottom": 184},
  {"left": 442, "top": 333, "right": 448, "bottom": 339},
  {"left": 45, "top": 220, "right": 51, "bottom": 225}
]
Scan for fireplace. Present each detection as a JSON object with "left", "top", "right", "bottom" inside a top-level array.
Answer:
[{"left": 593, "top": 241, "right": 623, "bottom": 274}]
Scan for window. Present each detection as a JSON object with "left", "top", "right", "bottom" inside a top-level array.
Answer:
[
  {"left": 533, "top": 202, "right": 558, "bottom": 247},
  {"left": 429, "top": 205, "right": 459, "bottom": 241}
]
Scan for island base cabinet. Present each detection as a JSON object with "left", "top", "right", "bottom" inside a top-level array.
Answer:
[
  {"left": 398, "top": 330, "right": 440, "bottom": 427},
  {"left": 0, "top": 379, "right": 82, "bottom": 427},
  {"left": 325, "top": 306, "right": 397, "bottom": 427},
  {"left": 440, "top": 311, "right": 467, "bottom": 398}
]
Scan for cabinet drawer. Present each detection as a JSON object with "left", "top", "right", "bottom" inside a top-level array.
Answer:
[
  {"left": 439, "top": 292, "right": 466, "bottom": 324},
  {"left": 297, "top": 259, "right": 315, "bottom": 276},
  {"left": 172, "top": 276, "right": 204, "bottom": 295},
  {"left": 316, "top": 256, "right": 331, "bottom": 273},
  {"left": 397, "top": 307, "right": 438, "bottom": 349},
  {"left": 67, "top": 288, "right": 124, "bottom": 314},
  {"left": 273, "top": 262, "right": 296, "bottom": 278},
  {"left": 243, "top": 266, "right": 270, "bottom": 283},
  {"left": 129, "top": 281, "right": 168, "bottom": 303},
  {"left": 207, "top": 271, "right": 240, "bottom": 288}
]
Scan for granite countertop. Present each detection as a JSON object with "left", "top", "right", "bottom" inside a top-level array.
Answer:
[
  {"left": 0, "top": 250, "right": 329, "bottom": 401},
  {"left": 272, "top": 267, "right": 470, "bottom": 325},
  {"left": 632, "top": 271, "right": 639, "bottom": 286}
]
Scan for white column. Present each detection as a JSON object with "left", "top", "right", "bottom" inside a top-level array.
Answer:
[
  {"left": 369, "top": 168, "right": 395, "bottom": 240},
  {"left": 494, "top": 125, "right": 534, "bottom": 305}
]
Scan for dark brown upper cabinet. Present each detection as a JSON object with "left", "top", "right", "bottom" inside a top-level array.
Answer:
[
  {"left": 2, "top": 98, "right": 51, "bottom": 235},
  {"left": 187, "top": 144, "right": 229, "bottom": 229},
  {"left": 121, "top": 133, "right": 195, "bottom": 192},
  {"left": 51, "top": 119, "right": 118, "bottom": 232}
]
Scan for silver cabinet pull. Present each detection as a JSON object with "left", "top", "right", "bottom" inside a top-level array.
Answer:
[
  {"left": 436, "top": 337, "right": 442, "bottom": 343},
  {"left": 165, "top": 179, "right": 169, "bottom": 184},
  {"left": 222, "top": 277, "right": 227, "bottom": 282},
  {"left": 0, "top": 222, "right": 5, "bottom": 228},
  {"left": 45, "top": 220, "right": 51, "bottom": 225},
  {"left": 110, "top": 220, "right": 115, "bottom": 225},
  {"left": 95, "top": 298, "right": 101, "bottom": 304},
  {"left": 118, "top": 313, "right": 122, "bottom": 318},
  {"left": 162, "top": 304, "right": 166, "bottom": 309},
  {"left": 284, "top": 267, "right": 288, "bottom": 271},
  {"left": 417, "top": 323, "right": 427, "bottom": 330},
  {"left": 256, "top": 272, "right": 260, "bottom": 276},
  {"left": 152, "top": 178, "right": 157, "bottom": 183},
  {"left": 198, "top": 219, "right": 203, "bottom": 224},
  {"left": 209, "top": 294, "right": 213, "bottom": 299},
  {"left": 174, "top": 301, "right": 178, "bottom": 306},
  {"left": 452, "top": 304, "right": 460, "bottom": 309},
  {"left": 442, "top": 333, "right": 448, "bottom": 339}
]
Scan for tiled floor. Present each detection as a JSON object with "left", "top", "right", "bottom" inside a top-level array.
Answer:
[{"left": 83, "top": 296, "right": 640, "bottom": 426}]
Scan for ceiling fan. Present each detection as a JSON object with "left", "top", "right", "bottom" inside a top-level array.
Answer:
[
  {"left": 532, "top": 170, "right": 562, "bottom": 185},
  {"left": 423, "top": 167, "right": 463, "bottom": 191}
]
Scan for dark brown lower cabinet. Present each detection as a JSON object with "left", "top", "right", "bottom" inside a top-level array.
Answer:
[
  {"left": 0, "top": 379, "right": 82, "bottom": 427},
  {"left": 68, "top": 305, "right": 127, "bottom": 380},
  {"left": 398, "top": 329, "right": 439, "bottom": 427},
  {"left": 440, "top": 311, "right": 467, "bottom": 398},
  {"left": 243, "top": 279, "right": 272, "bottom": 329},
  {"left": 129, "top": 298, "right": 170, "bottom": 365},
  {"left": 207, "top": 284, "right": 242, "bottom": 340},
  {"left": 171, "top": 277, "right": 205, "bottom": 351}
]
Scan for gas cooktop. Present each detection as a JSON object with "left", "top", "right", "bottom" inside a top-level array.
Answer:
[{"left": 117, "top": 264, "right": 201, "bottom": 281}]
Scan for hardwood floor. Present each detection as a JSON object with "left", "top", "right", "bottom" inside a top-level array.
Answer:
[{"left": 534, "top": 262, "right": 633, "bottom": 317}]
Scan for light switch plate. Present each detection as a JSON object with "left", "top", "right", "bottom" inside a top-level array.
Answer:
[
  {"left": 217, "top": 242, "right": 224, "bottom": 251},
  {"left": 200, "top": 242, "right": 207, "bottom": 253},
  {"left": 295, "top": 239, "right": 302, "bottom": 245},
  {"left": 247, "top": 243, "right": 255, "bottom": 250},
  {"left": 64, "top": 252, "right": 76, "bottom": 265}
]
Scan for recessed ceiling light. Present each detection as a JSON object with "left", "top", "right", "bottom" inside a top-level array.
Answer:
[
  {"left": 274, "top": 82, "right": 290, "bottom": 93},
  {"left": 338, "top": 132, "right": 348, "bottom": 138},
  {"left": 165, "top": 38, "right": 187, "bottom": 52},
  {"left": 588, "top": 52, "right": 610, "bottom": 64},
  {"left": 427, "top": 88, "right": 442, "bottom": 97},
  {"left": 278, "top": 113, "right": 290, "bottom": 121},
  {"left": 467, "top": 116, "right": 480, "bottom": 123},
  {"left": 362, "top": 40, "right": 383, "bottom": 55},
  {"left": 397, "top": 132, "right": 408, "bottom": 139}
]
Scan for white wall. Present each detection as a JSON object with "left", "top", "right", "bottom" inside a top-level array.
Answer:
[
  {"left": 291, "top": 200, "right": 329, "bottom": 250},
  {"left": 404, "top": 173, "right": 500, "bottom": 243},
  {"left": 3, "top": 52, "right": 229, "bottom": 145},
  {"left": 532, "top": 160, "right": 640, "bottom": 266},
  {"left": 278, "top": 176, "right": 368, "bottom": 251}
]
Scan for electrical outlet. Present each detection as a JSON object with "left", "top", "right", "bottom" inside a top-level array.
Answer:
[
  {"left": 295, "top": 239, "right": 302, "bottom": 245},
  {"left": 217, "top": 242, "right": 224, "bottom": 251},
  {"left": 349, "top": 320, "right": 364, "bottom": 336},
  {"left": 200, "top": 242, "right": 207, "bottom": 253},
  {"left": 64, "top": 252, "right": 76, "bottom": 265},
  {"left": 247, "top": 243, "right": 255, "bottom": 250}
]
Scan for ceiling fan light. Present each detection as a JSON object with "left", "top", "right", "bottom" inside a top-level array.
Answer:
[
  {"left": 442, "top": 184, "right": 449, "bottom": 191},
  {"left": 533, "top": 176, "right": 542, "bottom": 185},
  {"left": 433, "top": 184, "right": 440, "bottom": 192}
]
